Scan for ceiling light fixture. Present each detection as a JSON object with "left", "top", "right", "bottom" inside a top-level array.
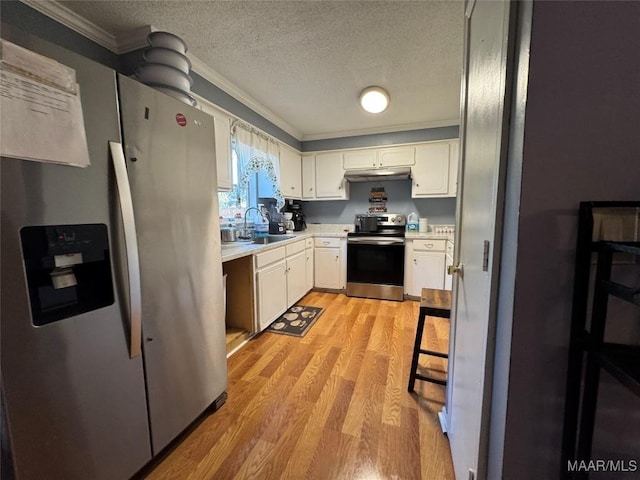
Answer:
[{"left": 359, "top": 86, "right": 389, "bottom": 114}]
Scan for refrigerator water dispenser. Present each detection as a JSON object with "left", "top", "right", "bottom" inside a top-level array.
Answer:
[{"left": 20, "top": 224, "right": 115, "bottom": 326}]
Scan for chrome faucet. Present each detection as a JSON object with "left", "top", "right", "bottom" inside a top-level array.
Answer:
[{"left": 243, "top": 206, "right": 269, "bottom": 238}]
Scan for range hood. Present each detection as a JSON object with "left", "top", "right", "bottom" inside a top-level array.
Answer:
[{"left": 343, "top": 166, "right": 412, "bottom": 182}]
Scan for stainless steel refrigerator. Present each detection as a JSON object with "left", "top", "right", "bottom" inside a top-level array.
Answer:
[{"left": 1, "top": 30, "right": 228, "bottom": 479}]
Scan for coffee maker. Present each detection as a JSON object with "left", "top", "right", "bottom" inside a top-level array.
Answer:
[{"left": 290, "top": 203, "right": 306, "bottom": 231}]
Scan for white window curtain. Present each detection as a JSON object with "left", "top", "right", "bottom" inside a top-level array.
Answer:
[{"left": 231, "top": 121, "right": 284, "bottom": 210}]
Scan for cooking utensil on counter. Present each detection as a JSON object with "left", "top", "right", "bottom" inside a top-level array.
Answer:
[{"left": 220, "top": 226, "right": 238, "bottom": 242}]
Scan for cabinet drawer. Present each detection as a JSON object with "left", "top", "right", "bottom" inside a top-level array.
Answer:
[
  {"left": 305, "top": 237, "right": 314, "bottom": 249},
  {"left": 255, "top": 246, "right": 286, "bottom": 269},
  {"left": 413, "top": 239, "right": 446, "bottom": 252},
  {"left": 314, "top": 237, "right": 341, "bottom": 248},
  {"left": 286, "top": 239, "right": 305, "bottom": 256}
]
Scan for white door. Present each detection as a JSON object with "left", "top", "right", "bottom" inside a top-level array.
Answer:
[{"left": 447, "top": 1, "right": 513, "bottom": 480}]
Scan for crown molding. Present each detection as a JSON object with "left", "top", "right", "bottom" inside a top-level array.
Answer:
[
  {"left": 117, "top": 25, "right": 153, "bottom": 53},
  {"left": 301, "top": 119, "right": 460, "bottom": 141},
  {"left": 21, "top": 0, "right": 302, "bottom": 140},
  {"left": 21, "top": 0, "right": 451, "bottom": 143},
  {"left": 20, "top": 0, "right": 118, "bottom": 52},
  {"left": 189, "top": 56, "right": 302, "bottom": 141}
]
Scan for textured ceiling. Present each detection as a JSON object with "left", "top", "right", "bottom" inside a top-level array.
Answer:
[{"left": 57, "top": 0, "right": 464, "bottom": 140}]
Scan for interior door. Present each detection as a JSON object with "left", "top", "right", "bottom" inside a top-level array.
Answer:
[{"left": 447, "top": 1, "right": 513, "bottom": 479}]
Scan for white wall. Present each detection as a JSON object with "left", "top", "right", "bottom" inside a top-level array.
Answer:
[{"left": 500, "top": 2, "right": 640, "bottom": 478}]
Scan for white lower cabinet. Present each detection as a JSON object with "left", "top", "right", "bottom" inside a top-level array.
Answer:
[
  {"left": 256, "top": 255, "right": 288, "bottom": 331},
  {"left": 255, "top": 240, "right": 313, "bottom": 332},
  {"left": 405, "top": 239, "right": 446, "bottom": 296},
  {"left": 305, "top": 238, "right": 314, "bottom": 292},
  {"left": 444, "top": 240, "right": 454, "bottom": 291},
  {"left": 285, "top": 240, "right": 307, "bottom": 305},
  {"left": 314, "top": 237, "right": 343, "bottom": 289}
]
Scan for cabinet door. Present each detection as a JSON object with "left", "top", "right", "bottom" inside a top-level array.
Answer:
[
  {"left": 315, "top": 152, "right": 347, "bottom": 199},
  {"left": 302, "top": 155, "right": 316, "bottom": 199},
  {"left": 286, "top": 251, "right": 307, "bottom": 304},
  {"left": 448, "top": 140, "right": 459, "bottom": 197},
  {"left": 305, "top": 246, "right": 314, "bottom": 292},
  {"left": 256, "top": 261, "right": 288, "bottom": 331},
  {"left": 280, "top": 146, "right": 302, "bottom": 199},
  {"left": 343, "top": 149, "right": 377, "bottom": 170},
  {"left": 314, "top": 247, "right": 340, "bottom": 288},
  {"left": 378, "top": 146, "right": 415, "bottom": 167},
  {"left": 412, "top": 143, "right": 450, "bottom": 197},
  {"left": 411, "top": 251, "right": 446, "bottom": 293},
  {"left": 214, "top": 116, "right": 232, "bottom": 191}
]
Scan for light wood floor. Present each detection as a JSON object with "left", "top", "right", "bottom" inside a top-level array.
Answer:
[{"left": 144, "top": 291, "right": 454, "bottom": 480}]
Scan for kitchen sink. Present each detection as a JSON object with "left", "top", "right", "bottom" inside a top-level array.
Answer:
[{"left": 252, "top": 235, "right": 296, "bottom": 245}]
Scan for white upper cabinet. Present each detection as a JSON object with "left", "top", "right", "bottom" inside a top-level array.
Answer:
[
  {"left": 279, "top": 145, "right": 302, "bottom": 199},
  {"left": 378, "top": 146, "right": 415, "bottom": 168},
  {"left": 411, "top": 140, "right": 458, "bottom": 198},
  {"left": 343, "top": 149, "right": 377, "bottom": 169},
  {"left": 197, "top": 99, "right": 232, "bottom": 192},
  {"left": 343, "top": 145, "right": 415, "bottom": 170},
  {"left": 302, "top": 154, "right": 316, "bottom": 199},
  {"left": 315, "top": 152, "right": 349, "bottom": 199},
  {"left": 213, "top": 116, "right": 232, "bottom": 191},
  {"left": 448, "top": 139, "right": 459, "bottom": 197}
]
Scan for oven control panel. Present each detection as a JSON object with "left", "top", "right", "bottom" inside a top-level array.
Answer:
[{"left": 355, "top": 213, "right": 406, "bottom": 226}]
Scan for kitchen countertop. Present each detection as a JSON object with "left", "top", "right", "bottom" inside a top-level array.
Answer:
[
  {"left": 221, "top": 225, "right": 455, "bottom": 262},
  {"left": 405, "top": 232, "right": 455, "bottom": 242},
  {"left": 221, "top": 224, "right": 352, "bottom": 263}
]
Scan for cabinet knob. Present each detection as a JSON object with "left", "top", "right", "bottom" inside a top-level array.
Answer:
[
  {"left": 416, "top": 183, "right": 420, "bottom": 187},
  {"left": 335, "top": 256, "right": 339, "bottom": 260},
  {"left": 291, "top": 186, "right": 295, "bottom": 190},
  {"left": 413, "top": 259, "right": 417, "bottom": 264}
]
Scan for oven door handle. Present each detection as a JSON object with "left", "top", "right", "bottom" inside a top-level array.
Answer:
[{"left": 348, "top": 237, "right": 405, "bottom": 246}]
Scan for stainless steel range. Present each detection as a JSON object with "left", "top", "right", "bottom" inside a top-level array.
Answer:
[{"left": 347, "top": 213, "right": 406, "bottom": 301}]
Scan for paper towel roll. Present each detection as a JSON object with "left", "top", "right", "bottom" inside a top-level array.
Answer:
[{"left": 419, "top": 218, "right": 428, "bottom": 233}]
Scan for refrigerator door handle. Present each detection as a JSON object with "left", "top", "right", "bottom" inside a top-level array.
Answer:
[{"left": 109, "top": 141, "right": 142, "bottom": 359}]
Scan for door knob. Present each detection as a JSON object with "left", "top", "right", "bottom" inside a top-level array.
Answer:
[{"left": 447, "top": 263, "right": 463, "bottom": 276}]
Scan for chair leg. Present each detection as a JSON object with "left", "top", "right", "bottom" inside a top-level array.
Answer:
[{"left": 408, "top": 311, "right": 427, "bottom": 392}]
